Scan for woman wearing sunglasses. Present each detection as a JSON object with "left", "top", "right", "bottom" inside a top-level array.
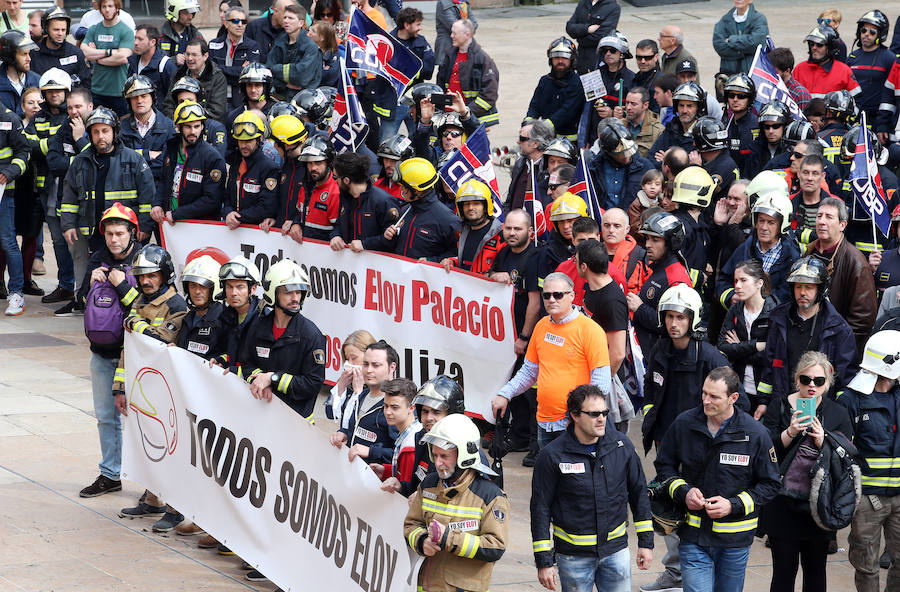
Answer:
[{"left": 760, "top": 350, "right": 853, "bottom": 592}]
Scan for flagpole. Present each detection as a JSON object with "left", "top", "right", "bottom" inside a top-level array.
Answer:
[
  {"left": 862, "top": 112, "right": 879, "bottom": 251},
  {"left": 529, "top": 160, "right": 538, "bottom": 246},
  {"left": 580, "top": 150, "right": 595, "bottom": 220}
]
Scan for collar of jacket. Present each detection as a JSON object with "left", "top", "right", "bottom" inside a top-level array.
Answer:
[
  {"left": 257, "top": 308, "right": 309, "bottom": 342},
  {"left": 90, "top": 141, "right": 122, "bottom": 161},
  {"left": 685, "top": 404, "right": 749, "bottom": 438},
  {"left": 143, "top": 284, "right": 178, "bottom": 306},
  {"left": 658, "top": 337, "right": 701, "bottom": 368},
  {"left": 436, "top": 465, "right": 478, "bottom": 494}
]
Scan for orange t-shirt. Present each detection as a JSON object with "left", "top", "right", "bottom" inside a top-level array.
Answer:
[
  {"left": 525, "top": 313, "right": 609, "bottom": 423},
  {"left": 364, "top": 6, "right": 388, "bottom": 30}
]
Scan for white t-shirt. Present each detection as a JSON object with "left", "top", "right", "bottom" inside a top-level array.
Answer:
[
  {"left": 742, "top": 305, "right": 762, "bottom": 395},
  {"left": 78, "top": 9, "right": 136, "bottom": 33}
]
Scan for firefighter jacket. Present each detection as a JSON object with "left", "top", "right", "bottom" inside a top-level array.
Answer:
[
  {"left": 671, "top": 208, "right": 709, "bottom": 288},
  {"left": 208, "top": 35, "right": 262, "bottom": 108},
  {"left": 155, "top": 136, "right": 226, "bottom": 221},
  {"left": 648, "top": 116, "right": 697, "bottom": 164},
  {"left": 176, "top": 301, "right": 228, "bottom": 360},
  {"left": 60, "top": 142, "right": 155, "bottom": 238},
  {"left": 236, "top": 308, "right": 326, "bottom": 419},
  {"left": 631, "top": 252, "right": 691, "bottom": 356},
  {"left": 436, "top": 39, "right": 499, "bottom": 127},
  {"left": 119, "top": 109, "right": 176, "bottom": 186},
  {"left": 449, "top": 216, "right": 505, "bottom": 274},
  {"left": 214, "top": 296, "right": 261, "bottom": 368},
  {"left": 405, "top": 468, "right": 509, "bottom": 592},
  {"left": 847, "top": 45, "right": 895, "bottom": 117},
  {"left": 112, "top": 285, "right": 188, "bottom": 393},
  {"left": 838, "top": 384, "right": 900, "bottom": 496},
  {"left": 288, "top": 174, "right": 341, "bottom": 241},
  {"left": 655, "top": 406, "right": 781, "bottom": 548},
  {"left": 158, "top": 21, "right": 203, "bottom": 57},
  {"left": 609, "top": 235, "right": 649, "bottom": 295},
  {"left": 265, "top": 32, "right": 323, "bottom": 100},
  {"left": 223, "top": 144, "right": 279, "bottom": 225},
  {"left": 31, "top": 39, "right": 92, "bottom": 90},
  {"left": 23, "top": 106, "right": 67, "bottom": 196},
  {"left": 338, "top": 387, "right": 399, "bottom": 465},
  {"left": 527, "top": 68, "right": 584, "bottom": 139},
  {"left": 126, "top": 48, "right": 177, "bottom": 106},
  {"left": 0, "top": 107, "right": 29, "bottom": 192},
  {"left": 330, "top": 181, "right": 399, "bottom": 251},
  {"left": 530, "top": 423, "right": 653, "bottom": 568},
  {"left": 388, "top": 191, "right": 462, "bottom": 262}
]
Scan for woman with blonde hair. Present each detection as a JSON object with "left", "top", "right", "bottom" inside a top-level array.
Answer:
[
  {"left": 327, "top": 329, "right": 376, "bottom": 428},
  {"left": 308, "top": 20, "right": 339, "bottom": 88}
]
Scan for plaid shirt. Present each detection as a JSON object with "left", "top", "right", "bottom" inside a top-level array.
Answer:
[
  {"left": 755, "top": 237, "right": 783, "bottom": 272},
  {"left": 785, "top": 77, "right": 812, "bottom": 110}
]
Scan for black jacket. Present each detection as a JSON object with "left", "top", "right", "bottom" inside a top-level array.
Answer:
[
  {"left": 245, "top": 11, "right": 281, "bottom": 58},
  {"left": 526, "top": 69, "right": 584, "bottom": 138},
  {"left": 126, "top": 48, "right": 177, "bottom": 106},
  {"left": 717, "top": 297, "right": 776, "bottom": 395},
  {"left": 176, "top": 301, "right": 228, "bottom": 360},
  {"left": 338, "top": 387, "right": 399, "bottom": 465},
  {"left": 330, "top": 182, "right": 398, "bottom": 251},
  {"left": 119, "top": 110, "right": 176, "bottom": 186},
  {"left": 30, "top": 39, "right": 92, "bottom": 89},
  {"left": 648, "top": 117, "right": 696, "bottom": 165},
  {"left": 208, "top": 35, "right": 262, "bottom": 109},
  {"left": 162, "top": 61, "right": 229, "bottom": 122},
  {"left": 387, "top": 192, "right": 461, "bottom": 262},
  {"left": 155, "top": 136, "right": 226, "bottom": 221},
  {"left": 216, "top": 296, "right": 261, "bottom": 368},
  {"left": 224, "top": 145, "right": 279, "bottom": 224},
  {"left": 565, "top": 0, "right": 621, "bottom": 73}
]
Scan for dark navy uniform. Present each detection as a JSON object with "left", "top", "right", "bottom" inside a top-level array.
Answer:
[
  {"left": 119, "top": 110, "right": 176, "bottom": 186},
  {"left": 224, "top": 103, "right": 273, "bottom": 159},
  {"left": 208, "top": 36, "right": 262, "bottom": 110},
  {"left": 338, "top": 387, "right": 400, "bottom": 465},
  {"left": 214, "top": 296, "right": 261, "bottom": 369},
  {"left": 275, "top": 156, "right": 306, "bottom": 228},
  {"left": 818, "top": 121, "right": 850, "bottom": 167},
  {"left": 874, "top": 248, "right": 900, "bottom": 297},
  {"left": 648, "top": 118, "right": 696, "bottom": 166},
  {"left": 843, "top": 165, "right": 898, "bottom": 254},
  {"left": 847, "top": 45, "right": 896, "bottom": 121},
  {"left": 155, "top": 136, "right": 226, "bottom": 221},
  {"left": 531, "top": 423, "right": 654, "bottom": 567},
  {"left": 176, "top": 301, "right": 227, "bottom": 360},
  {"left": 527, "top": 69, "right": 585, "bottom": 139},
  {"left": 723, "top": 111, "right": 758, "bottom": 177},
  {"left": 632, "top": 253, "right": 692, "bottom": 356},
  {"left": 838, "top": 384, "right": 900, "bottom": 498},
  {"left": 671, "top": 209, "right": 709, "bottom": 288},
  {"left": 30, "top": 39, "right": 92, "bottom": 88},
  {"left": 655, "top": 406, "right": 781, "bottom": 548},
  {"left": 224, "top": 144, "right": 279, "bottom": 225},
  {"left": 236, "top": 308, "right": 327, "bottom": 419},
  {"left": 702, "top": 150, "right": 739, "bottom": 204},
  {"left": 126, "top": 49, "right": 177, "bottom": 106},
  {"left": 23, "top": 106, "right": 68, "bottom": 198},
  {"left": 388, "top": 191, "right": 461, "bottom": 262},
  {"left": 330, "top": 182, "right": 399, "bottom": 252}
]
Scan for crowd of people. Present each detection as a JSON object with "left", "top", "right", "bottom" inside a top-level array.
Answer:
[{"left": 5, "top": 0, "right": 900, "bottom": 590}]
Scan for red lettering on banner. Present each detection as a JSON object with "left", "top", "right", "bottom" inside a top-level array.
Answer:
[
  {"left": 362, "top": 269, "right": 404, "bottom": 322},
  {"left": 409, "top": 280, "right": 506, "bottom": 342},
  {"left": 412, "top": 280, "right": 428, "bottom": 321}
]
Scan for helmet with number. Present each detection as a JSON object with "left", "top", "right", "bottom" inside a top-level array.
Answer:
[
  {"left": 169, "top": 76, "right": 205, "bottom": 104},
  {"left": 841, "top": 125, "right": 888, "bottom": 165},
  {"left": 218, "top": 255, "right": 262, "bottom": 295},
  {"left": 758, "top": 101, "right": 791, "bottom": 125},
  {"left": 238, "top": 62, "right": 274, "bottom": 103},
  {"left": 672, "top": 82, "right": 708, "bottom": 117},
  {"left": 691, "top": 116, "right": 729, "bottom": 152},
  {"left": 824, "top": 90, "right": 855, "bottom": 122},
  {"left": 377, "top": 134, "right": 414, "bottom": 161},
  {"left": 546, "top": 36, "right": 576, "bottom": 67},
  {"left": 783, "top": 120, "right": 817, "bottom": 147},
  {"left": 723, "top": 72, "right": 756, "bottom": 102},
  {"left": 455, "top": 178, "right": 494, "bottom": 217},
  {"left": 291, "top": 88, "right": 332, "bottom": 125},
  {"left": 165, "top": 0, "right": 200, "bottom": 22},
  {"left": 848, "top": 330, "right": 900, "bottom": 393},
  {"left": 672, "top": 166, "right": 716, "bottom": 208},
  {"left": 123, "top": 74, "right": 155, "bottom": 100},
  {"left": 400, "top": 82, "right": 443, "bottom": 108},
  {"left": 173, "top": 100, "right": 207, "bottom": 126},
  {"left": 549, "top": 192, "right": 588, "bottom": 222},
  {"left": 100, "top": 202, "right": 139, "bottom": 233},
  {"left": 543, "top": 137, "right": 578, "bottom": 164},
  {"left": 132, "top": 245, "right": 176, "bottom": 286},
  {"left": 599, "top": 120, "right": 637, "bottom": 159},
  {"left": 657, "top": 284, "right": 703, "bottom": 331},
  {"left": 181, "top": 255, "right": 222, "bottom": 306},
  {"left": 85, "top": 107, "right": 121, "bottom": 144},
  {"left": 787, "top": 256, "right": 829, "bottom": 301},
  {"left": 752, "top": 192, "right": 793, "bottom": 234},
  {"left": 0, "top": 30, "right": 36, "bottom": 67},
  {"left": 805, "top": 24, "right": 840, "bottom": 62},
  {"left": 262, "top": 258, "right": 310, "bottom": 313},
  {"left": 270, "top": 114, "right": 308, "bottom": 147},
  {"left": 41, "top": 6, "right": 71, "bottom": 35},
  {"left": 639, "top": 211, "right": 685, "bottom": 253},
  {"left": 298, "top": 134, "right": 335, "bottom": 163},
  {"left": 395, "top": 157, "right": 439, "bottom": 192},
  {"left": 856, "top": 10, "right": 890, "bottom": 46},
  {"left": 745, "top": 170, "right": 789, "bottom": 207},
  {"left": 422, "top": 414, "right": 497, "bottom": 476},
  {"left": 413, "top": 375, "right": 465, "bottom": 415},
  {"left": 39, "top": 67, "right": 72, "bottom": 93},
  {"left": 266, "top": 101, "right": 302, "bottom": 124},
  {"left": 598, "top": 31, "right": 632, "bottom": 59},
  {"left": 231, "top": 110, "right": 267, "bottom": 140}
]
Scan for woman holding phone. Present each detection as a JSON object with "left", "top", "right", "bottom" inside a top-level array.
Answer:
[{"left": 760, "top": 351, "right": 853, "bottom": 592}]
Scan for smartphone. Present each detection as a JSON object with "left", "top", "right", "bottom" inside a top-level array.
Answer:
[
  {"left": 430, "top": 93, "right": 454, "bottom": 109},
  {"left": 796, "top": 397, "right": 815, "bottom": 425}
]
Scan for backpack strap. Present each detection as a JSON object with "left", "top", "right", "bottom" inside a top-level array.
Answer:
[{"left": 158, "top": 54, "right": 169, "bottom": 73}]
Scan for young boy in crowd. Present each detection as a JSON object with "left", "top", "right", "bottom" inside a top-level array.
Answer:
[{"left": 370, "top": 378, "right": 422, "bottom": 493}]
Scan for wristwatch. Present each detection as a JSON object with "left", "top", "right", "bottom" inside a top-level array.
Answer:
[{"left": 270, "top": 372, "right": 282, "bottom": 390}]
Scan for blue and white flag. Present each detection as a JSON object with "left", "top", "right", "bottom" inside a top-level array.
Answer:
[
  {"left": 524, "top": 161, "right": 549, "bottom": 245},
  {"left": 344, "top": 7, "right": 422, "bottom": 100},
  {"left": 748, "top": 45, "right": 806, "bottom": 122},
  {"left": 438, "top": 124, "right": 504, "bottom": 221},
  {"left": 569, "top": 150, "right": 603, "bottom": 221},
  {"left": 850, "top": 112, "right": 891, "bottom": 237},
  {"left": 329, "top": 57, "right": 368, "bottom": 153}
]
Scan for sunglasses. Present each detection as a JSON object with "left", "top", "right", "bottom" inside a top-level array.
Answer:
[
  {"left": 518, "top": 135, "right": 532, "bottom": 143},
  {"left": 578, "top": 409, "right": 610, "bottom": 418},
  {"left": 809, "top": 41, "right": 826, "bottom": 48},
  {"left": 441, "top": 129, "right": 463, "bottom": 138},
  {"left": 798, "top": 374, "right": 827, "bottom": 387},
  {"left": 635, "top": 54, "right": 656, "bottom": 61},
  {"left": 861, "top": 27, "right": 878, "bottom": 35},
  {"left": 790, "top": 151, "right": 807, "bottom": 159},
  {"left": 817, "top": 18, "right": 832, "bottom": 25},
  {"left": 726, "top": 93, "right": 749, "bottom": 100},
  {"left": 760, "top": 123, "right": 784, "bottom": 130},
  {"left": 542, "top": 290, "right": 572, "bottom": 301},
  {"left": 602, "top": 48, "right": 620, "bottom": 54},
  {"left": 227, "top": 18, "right": 247, "bottom": 24}
]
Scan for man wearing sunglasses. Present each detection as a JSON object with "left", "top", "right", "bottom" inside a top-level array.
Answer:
[
  {"left": 632, "top": 39, "right": 660, "bottom": 113},
  {"left": 847, "top": 10, "right": 894, "bottom": 125},
  {"left": 492, "top": 272, "right": 611, "bottom": 450},
  {"left": 531, "top": 385, "right": 653, "bottom": 592},
  {"left": 208, "top": 6, "right": 261, "bottom": 111},
  {"left": 794, "top": 24, "right": 860, "bottom": 99}
]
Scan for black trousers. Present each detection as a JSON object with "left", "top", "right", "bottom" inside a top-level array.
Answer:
[{"left": 769, "top": 536, "right": 829, "bottom": 592}]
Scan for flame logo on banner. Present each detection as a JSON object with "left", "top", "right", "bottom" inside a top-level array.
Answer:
[{"left": 129, "top": 367, "right": 178, "bottom": 462}]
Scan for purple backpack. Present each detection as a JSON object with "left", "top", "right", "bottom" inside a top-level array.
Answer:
[{"left": 84, "top": 267, "right": 137, "bottom": 345}]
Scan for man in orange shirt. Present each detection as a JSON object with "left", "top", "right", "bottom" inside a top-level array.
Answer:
[{"left": 491, "top": 272, "right": 611, "bottom": 448}]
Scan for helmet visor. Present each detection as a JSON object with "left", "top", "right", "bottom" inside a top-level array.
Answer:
[
  {"left": 412, "top": 393, "right": 449, "bottom": 411},
  {"left": 220, "top": 262, "right": 255, "bottom": 282},
  {"left": 183, "top": 274, "right": 215, "bottom": 288},
  {"left": 232, "top": 121, "right": 263, "bottom": 140},
  {"left": 176, "top": 102, "right": 206, "bottom": 124},
  {"left": 420, "top": 433, "right": 457, "bottom": 450}
]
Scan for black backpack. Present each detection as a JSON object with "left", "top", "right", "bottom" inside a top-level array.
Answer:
[{"left": 809, "top": 430, "right": 862, "bottom": 531}]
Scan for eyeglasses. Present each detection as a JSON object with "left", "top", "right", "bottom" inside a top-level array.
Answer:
[
  {"left": 441, "top": 129, "right": 463, "bottom": 138},
  {"left": 227, "top": 18, "right": 247, "bottom": 24},
  {"left": 861, "top": 27, "right": 878, "bottom": 35},
  {"left": 760, "top": 123, "right": 784, "bottom": 130},
  {"left": 577, "top": 409, "right": 610, "bottom": 418},
  {"left": 542, "top": 290, "right": 572, "bottom": 301},
  {"left": 798, "top": 374, "right": 827, "bottom": 387},
  {"left": 817, "top": 17, "right": 832, "bottom": 25},
  {"left": 635, "top": 54, "right": 656, "bottom": 61},
  {"left": 791, "top": 151, "right": 807, "bottom": 159},
  {"left": 726, "top": 93, "right": 749, "bottom": 100}
]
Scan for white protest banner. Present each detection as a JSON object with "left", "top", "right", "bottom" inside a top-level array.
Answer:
[
  {"left": 580, "top": 69, "right": 607, "bottom": 102},
  {"left": 160, "top": 221, "right": 516, "bottom": 421},
  {"left": 121, "top": 332, "right": 419, "bottom": 592}
]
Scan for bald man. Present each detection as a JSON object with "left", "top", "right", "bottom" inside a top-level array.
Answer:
[
  {"left": 659, "top": 26, "right": 696, "bottom": 76},
  {"left": 602, "top": 208, "right": 648, "bottom": 294}
]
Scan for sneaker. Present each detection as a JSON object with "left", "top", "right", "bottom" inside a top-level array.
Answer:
[
  {"left": 79, "top": 475, "right": 122, "bottom": 498},
  {"left": 54, "top": 299, "right": 84, "bottom": 317},
  {"left": 245, "top": 570, "right": 268, "bottom": 582},
  {"left": 119, "top": 502, "right": 167, "bottom": 518},
  {"left": 5, "top": 293, "right": 25, "bottom": 316},
  {"left": 32, "top": 258, "right": 46, "bottom": 275},
  {"left": 197, "top": 534, "right": 219, "bottom": 549},
  {"left": 881, "top": 548, "right": 891, "bottom": 569},
  {"left": 640, "top": 571, "right": 682, "bottom": 592},
  {"left": 152, "top": 511, "right": 185, "bottom": 533},
  {"left": 22, "top": 279, "right": 45, "bottom": 297},
  {"left": 522, "top": 450, "right": 538, "bottom": 467},
  {"left": 42, "top": 285, "right": 74, "bottom": 304},
  {"left": 175, "top": 522, "right": 205, "bottom": 536},
  {"left": 217, "top": 544, "right": 235, "bottom": 556}
]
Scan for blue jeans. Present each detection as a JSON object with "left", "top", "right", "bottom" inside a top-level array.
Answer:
[
  {"left": 680, "top": 542, "right": 751, "bottom": 592},
  {"left": 0, "top": 193, "right": 23, "bottom": 293},
  {"left": 557, "top": 548, "right": 630, "bottom": 592},
  {"left": 91, "top": 353, "right": 122, "bottom": 480},
  {"left": 380, "top": 103, "right": 414, "bottom": 140},
  {"left": 44, "top": 206, "right": 75, "bottom": 290},
  {"left": 537, "top": 425, "right": 564, "bottom": 449}
]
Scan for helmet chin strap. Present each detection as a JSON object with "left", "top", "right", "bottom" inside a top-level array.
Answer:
[{"left": 276, "top": 301, "right": 300, "bottom": 316}]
